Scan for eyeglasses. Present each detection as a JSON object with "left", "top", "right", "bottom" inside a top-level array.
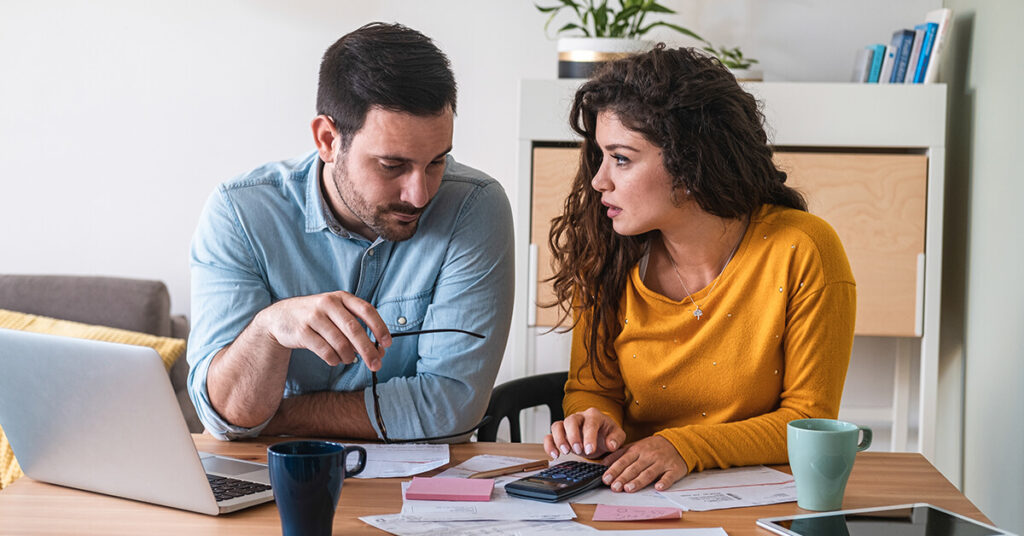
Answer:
[{"left": 371, "top": 328, "right": 490, "bottom": 444}]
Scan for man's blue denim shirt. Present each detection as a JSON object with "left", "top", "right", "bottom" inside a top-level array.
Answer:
[{"left": 187, "top": 151, "right": 515, "bottom": 441}]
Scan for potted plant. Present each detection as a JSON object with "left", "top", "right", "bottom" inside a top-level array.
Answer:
[
  {"left": 703, "top": 43, "right": 762, "bottom": 81},
  {"left": 535, "top": 0, "right": 705, "bottom": 78}
]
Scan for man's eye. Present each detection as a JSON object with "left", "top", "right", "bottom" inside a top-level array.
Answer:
[
  {"left": 380, "top": 162, "right": 402, "bottom": 171},
  {"left": 428, "top": 159, "right": 446, "bottom": 167}
]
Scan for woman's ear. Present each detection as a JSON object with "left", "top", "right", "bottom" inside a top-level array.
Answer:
[{"left": 311, "top": 115, "right": 339, "bottom": 163}]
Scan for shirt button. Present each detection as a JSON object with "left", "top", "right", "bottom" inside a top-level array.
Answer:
[
  {"left": 701, "top": 412, "right": 707, "bottom": 417},
  {"left": 330, "top": 225, "right": 340, "bottom": 233},
  {"left": 397, "top": 316, "right": 407, "bottom": 325},
  {"left": 367, "top": 249, "right": 375, "bottom": 257}
]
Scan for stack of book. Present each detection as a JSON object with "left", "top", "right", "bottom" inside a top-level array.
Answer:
[{"left": 852, "top": 8, "right": 952, "bottom": 84}]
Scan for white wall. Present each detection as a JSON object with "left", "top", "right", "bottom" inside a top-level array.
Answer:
[
  {"left": 1, "top": 0, "right": 938, "bottom": 318},
  {"left": 941, "top": 1, "right": 1024, "bottom": 534}
]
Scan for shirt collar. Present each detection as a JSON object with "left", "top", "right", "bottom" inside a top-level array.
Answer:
[{"left": 304, "top": 155, "right": 386, "bottom": 244}]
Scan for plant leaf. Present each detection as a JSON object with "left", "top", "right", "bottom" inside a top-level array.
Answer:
[
  {"left": 557, "top": 21, "right": 592, "bottom": 37},
  {"left": 643, "top": 1, "right": 676, "bottom": 14}
]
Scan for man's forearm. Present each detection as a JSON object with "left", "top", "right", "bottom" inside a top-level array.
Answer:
[
  {"left": 262, "top": 390, "right": 378, "bottom": 439},
  {"left": 207, "top": 318, "right": 292, "bottom": 429}
]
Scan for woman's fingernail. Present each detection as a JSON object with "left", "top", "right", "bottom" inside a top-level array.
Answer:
[
  {"left": 572, "top": 443, "right": 582, "bottom": 455},
  {"left": 625, "top": 483, "right": 634, "bottom": 492},
  {"left": 609, "top": 440, "right": 618, "bottom": 450},
  {"left": 584, "top": 443, "right": 594, "bottom": 455},
  {"left": 549, "top": 450, "right": 559, "bottom": 459},
  {"left": 612, "top": 482, "right": 622, "bottom": 491},
  {"left": 560, "top": 445, "right": 570, "bottom": 455},
  {"left": 603, "top": 475, "right": 612, "bottom": 484}
]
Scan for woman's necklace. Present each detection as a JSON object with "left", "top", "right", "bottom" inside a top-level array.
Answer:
[{"left": 665, "top": 228, "right": 744, "bottom": 320}]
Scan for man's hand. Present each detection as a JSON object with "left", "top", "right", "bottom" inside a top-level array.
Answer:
[
  {"left": 252, "top": 290, "right": 392, "bottom": 370},
  {"left": 601, "top": 435, "right": 689, "bottom": 492},
  {"left": 544, "top": 407, "right": 626, "bottom": 459},
  {"left": 208, "top": 290, "right": 393, "bottom": 429}
]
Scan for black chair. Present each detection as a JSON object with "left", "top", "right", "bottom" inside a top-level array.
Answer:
[{"left": 478, "top": 371, "right": 569, "bottom": 442}]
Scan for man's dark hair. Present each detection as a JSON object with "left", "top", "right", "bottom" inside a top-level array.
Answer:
[{"left": 317, "top": 22, "right": 457, "bottom": 150}]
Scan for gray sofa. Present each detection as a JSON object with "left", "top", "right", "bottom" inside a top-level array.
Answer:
[{"left": 0, "top": 274, "right": 202, "bottom": 432}]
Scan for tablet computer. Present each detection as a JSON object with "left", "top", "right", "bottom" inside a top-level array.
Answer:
[{"left": 757, "top": 503, "right": 1016, "bottom": 536}]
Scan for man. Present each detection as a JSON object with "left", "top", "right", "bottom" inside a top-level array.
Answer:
[{"left": 186, "top": 22, "right": 514, "bottom": 441}]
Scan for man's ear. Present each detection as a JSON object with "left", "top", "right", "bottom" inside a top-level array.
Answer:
[{"left": 312, "top": 115, "right": 339, "bottom": 163}]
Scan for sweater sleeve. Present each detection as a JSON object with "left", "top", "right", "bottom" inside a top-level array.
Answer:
[
  {"left": 563, "top": 310, "right": 626, "bottom": 426},
  {"left": 656, "top": 280, "right": 856, "bottom": 472}
]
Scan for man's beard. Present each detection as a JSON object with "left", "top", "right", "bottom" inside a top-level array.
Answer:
[{"left": 331, "top": 162, "right": 425, "bottom": 242}]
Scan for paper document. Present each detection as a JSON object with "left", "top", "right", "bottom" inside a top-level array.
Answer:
[
  {"left": 435, "top": 454, "right": 549, "bottom": 488},
  {"left": 532, "top": 530, "right": 726, "bottom": 536},
  {"left": 591, "top": 504, "right": 682, "bottom": 521},
  {"left": 360, "top": 514, "right": 594, "bottom": 535},
  {"left": 400, "top": 481, "right": 575, "bottom": 521},
  {"left": 658, "top": 465, "right": 796, "bottom": 511},
  {"left": 351, "top": 443, "right": 450, "bottom": 479},
  {"left": 570, "top": 486, "right": 680, "bottom": 508}
]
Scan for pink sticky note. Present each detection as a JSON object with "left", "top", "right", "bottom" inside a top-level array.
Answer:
[
  {"left": 592, "top": 504, "right": 683, "bottom": 521},
  {"left": 405, "top": 477, "right": 494, "bottom": 502}
]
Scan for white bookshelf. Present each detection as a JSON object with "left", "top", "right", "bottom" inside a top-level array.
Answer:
[{"left": 509, "top": 80, "right": 948, "bottom": 464}]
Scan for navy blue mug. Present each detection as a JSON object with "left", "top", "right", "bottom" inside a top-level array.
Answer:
[{"left": 267, "top": 440, "right": 367, "bottom": 536}]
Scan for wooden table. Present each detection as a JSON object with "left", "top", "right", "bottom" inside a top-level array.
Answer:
[{"left": 0, "top": 434, "right": 989, "bottom": 535}]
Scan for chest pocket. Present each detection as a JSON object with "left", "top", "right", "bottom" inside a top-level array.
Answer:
[{"left": 376, "top": 292, "right": 431, "bottom": 335}]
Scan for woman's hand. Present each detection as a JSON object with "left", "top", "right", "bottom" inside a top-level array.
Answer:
[
  {"left": 544, "top": 407, "right": 626, "bottom": 459},
  {"left": 601, "top": 435, "right": 689, "bottom": 492}
]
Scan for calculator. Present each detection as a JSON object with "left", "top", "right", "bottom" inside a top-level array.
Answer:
[{"left": 504, "top": 460, "right": 607, "bottom": 502}]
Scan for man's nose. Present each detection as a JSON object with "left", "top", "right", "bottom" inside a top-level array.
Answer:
[{"left": 400, "top": 169, "right": 430, "bottom": 208}]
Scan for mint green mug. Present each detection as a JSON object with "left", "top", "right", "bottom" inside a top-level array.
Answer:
[{"left": 787, "top": 418, "right": 872, "bottom": 511}]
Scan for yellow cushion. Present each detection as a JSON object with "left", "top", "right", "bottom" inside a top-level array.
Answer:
[{"left": 0, "top": 309, "right": 186, "bottom": 489}]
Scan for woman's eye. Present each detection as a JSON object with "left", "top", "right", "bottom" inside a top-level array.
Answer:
[{"left": 611, "top": 154, "right": 629, "bottom": 165}]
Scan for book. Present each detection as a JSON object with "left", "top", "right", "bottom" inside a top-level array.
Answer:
[
  {"left": 903, "top": 27, "right": 926, "bottom": 83},
  {"left": 867, "top": 44, "right": 886, "bottom": 83},
  {"left": 878, "top": 45, "right": 896, "bottom": 84},
  {"left": 923, "top": 8, "right": 954, "bottom": 83},
  {"left": 888, "top": 29, "right": 916, "bottom": 83},
  {"left": 912, "top": 22, "right": 938, "bottom": 83},
  {"left": 851, "top": 47, "right": 875, "bottom": 83}
]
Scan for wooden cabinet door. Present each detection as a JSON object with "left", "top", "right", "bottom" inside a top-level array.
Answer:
[
  {"left": 530, "top": 147, "right": 928, "bottom": 337},
  {"left": 774, "top": 152, "right": 927, "bottom": 337},
  {"left": 531, "top": 146, "right": 579, "bottom": 328}
]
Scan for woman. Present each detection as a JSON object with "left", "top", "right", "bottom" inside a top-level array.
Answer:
[{"left": 543, "top": 46, "right": 856, "bottom": 494}]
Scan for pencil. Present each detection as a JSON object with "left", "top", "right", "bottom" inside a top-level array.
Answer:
[{"left": 467, "top": 459, "right": 548, "bottom": 479}]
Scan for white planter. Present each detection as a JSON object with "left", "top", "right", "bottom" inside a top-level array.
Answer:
[
  {"left": 557, "top": 37, "right": 653, "bottom": 79},
  {"left": 729, "top": 68, "right": 763, "bottom": 82}
]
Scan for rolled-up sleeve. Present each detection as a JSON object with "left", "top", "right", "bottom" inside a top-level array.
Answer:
[{"left": 186, "top": 187, "right": 273, "bottom": 440}]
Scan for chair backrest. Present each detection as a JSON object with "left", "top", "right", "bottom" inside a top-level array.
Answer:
[{"left": 479, "top": 371, "right": 568, "bottom": 442}]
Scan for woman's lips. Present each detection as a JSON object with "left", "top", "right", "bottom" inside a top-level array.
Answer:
[{"left": 602, "top": 201, "right": 622, "bottom": 218}]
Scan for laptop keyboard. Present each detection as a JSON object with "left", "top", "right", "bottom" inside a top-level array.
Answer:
[{"left": 207, "top": 474, "right": 271, "bottom": 502}]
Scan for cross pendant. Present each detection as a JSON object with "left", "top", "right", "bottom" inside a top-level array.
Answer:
[{"left": 693, "top": 307, "right": 703, "bottom": 319}]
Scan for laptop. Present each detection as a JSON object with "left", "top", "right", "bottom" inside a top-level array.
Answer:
[{"left": 0, "top": 328, "right": 274, "bottom": 515}]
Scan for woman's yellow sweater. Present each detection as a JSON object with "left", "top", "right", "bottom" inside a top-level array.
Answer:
[{"left": 563, "top": 204, "right": 857, "bottom": 472}]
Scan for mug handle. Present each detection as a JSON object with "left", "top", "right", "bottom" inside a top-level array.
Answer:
[
  {"left": 857, "top": 427, "right": 873, "bottom": 452},
  {"left": 343, "top": 445, "right": 367, "bottom": 478}
]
